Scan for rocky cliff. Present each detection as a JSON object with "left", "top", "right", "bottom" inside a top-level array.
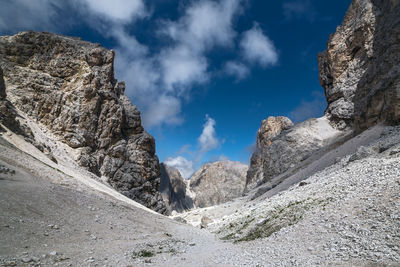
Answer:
[
  {"left": 0, "top": 31, "right": 166, "bottom": 213},
  {"left": 160, "top": 163, "right": 194, "bottom": 213},
  {"left": 190, "top": 161, "right": 248, "bottom": 208},
  {"left": 245, "top": 116, "right": 343, "bottom": 191},
  {"left": 0, "top": 67, "right": 26, "bottom": 135},
  {"left": 246, "top": 116, "right": 293, "bottom": 190},
  {"left": 246, "top": 0, "right": 400, "bottom": 192},
  {"left": 319, "top": 0, "right": 400, "bottom": 131}
]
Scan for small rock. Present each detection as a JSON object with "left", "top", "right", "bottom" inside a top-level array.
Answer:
[
  {"left": 21, "top": 257, "right": 32, "bottom": 263},
  {"left": 200, "top": 216, "right": 213, "bottom": 229},
  {"left": 49, "top": 251, "right": 57, "bottom": 256},
  {"left": 256, "top": 218, "right": 267, "bottom": 226}
]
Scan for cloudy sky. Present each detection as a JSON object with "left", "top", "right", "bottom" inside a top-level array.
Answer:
[{"left": 0, "top": 0, "right": 350, "bottom": 178}]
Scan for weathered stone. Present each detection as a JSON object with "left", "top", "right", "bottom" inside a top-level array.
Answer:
[
  {"left": 0, "top": 31, "right": 166, "bottom": 213},
  {"left": 245, "top": 117, "right": 342, "bottom": 191},
  {"left": 319, "top": 0, "right": 400, "bottom": 131},
  {"left": 190, "top": 160, "right": 248, "bottom": 208},
  {"left": 0, "top": 67, "right": 5, "bottom": 99},
  {"left": 160, "top": 163, "right": 193, "bottom": 213},
  {"left": 0, "top": 66, "right": 26, "bottom": 134},
  {"left": 246, "top": 116, "right": 293, "bottom": 191},
  {"left": 247, "top": 0, "right": 400, "bottom": 193}
]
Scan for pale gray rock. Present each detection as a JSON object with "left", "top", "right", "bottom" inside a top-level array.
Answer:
[
  {"left": 160, "top": 163, "right": 193, "bottom": 213},
  {"left": 245, "top": 117, "right": 343, "bottom": 192},
  {"left": 246, "top": 116, "right": 293, "bottom": 191},
  {"left": 0, "top": 66, "right": 25, "bottom": 135},
  {"left": 319, "top": 0, "right": 400, "bottom": 131},
  {"left": 190, "top": 161, "right": 248, "bottom": 208},
  {"left": 247, "top": 0, "right": 400, "bottom": 193},
  {"left": 0, "top": 31, "right": 166, "bottom": 213}
]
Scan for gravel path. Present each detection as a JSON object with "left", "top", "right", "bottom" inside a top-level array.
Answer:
[{"left": 1, "top": 126, "right": 399, "bottom": 266}]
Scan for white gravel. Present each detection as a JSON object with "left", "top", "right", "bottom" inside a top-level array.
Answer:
[{"left": 1, "top": 124, "right": 399, "bottom": 266}]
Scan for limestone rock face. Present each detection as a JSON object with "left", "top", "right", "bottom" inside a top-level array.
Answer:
[
  {"left": 190, "top": 161, "right": 248, "bottom": 208},
  {"left": 246, "top": 116, "right": 293, "bottom": 190},
  {"left": 247, "top": 0, "right": 400, "bottom": 192},
  {"left": 353, "top": 0, "right": 400, "bottom": 132},
  {"left": 319, "top": 0, "right": 400, "bottom": 131},
  {"left": 245, "top": 117, "right": 342, "bottom": 191},
  {"left": 160, "top": 163, "right": 193, "bottom": 213},
  {"left": 0, "top": 67, "right": 24, "bottom": 134},
  {"left": 0, "top": 67, "right": 5, "bottom": 99},
  {"left": 0, "top": 31, "right": 166, "bottom": 213}
]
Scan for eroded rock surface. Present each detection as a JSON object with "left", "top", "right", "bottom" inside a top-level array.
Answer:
[
  {"left": 0, "top": 31, "right": 166, "bottom": 213},
  {"left": 190, "top": 161, "right": 248, "bottom": 208},
  {"left": 247, "top": 0, "right": 400, "bottom": 191},
  {"left": 245, "top": 117, "right": 342, "bottom": 191},
  {"left": 160, "top": 163, "right": 193, "bottom": 213},
  {"left": 319, "top": 0, "right": 400, "bottom": 131},
  {"left": 246, "top": 116, "right": 293, "bottom": 191},
  {"left": 0, "top": 67, "right": 24, "bottom": 134}
]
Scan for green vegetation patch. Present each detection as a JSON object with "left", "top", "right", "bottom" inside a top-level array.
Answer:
[
  {"left": 219, "top": 198, "right": 327, "bottom": 243},
  {"left": 132, "top": 249, "right": 154, "bottom": 258}
]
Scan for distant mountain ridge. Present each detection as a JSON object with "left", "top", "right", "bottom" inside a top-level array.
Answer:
[{"left": 189, "top": 160, "right": 248, "bottom": 208}]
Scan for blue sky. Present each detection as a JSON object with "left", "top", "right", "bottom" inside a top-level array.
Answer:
[{"left": 0, "top": 0, "right": 350, "bottom": 178}]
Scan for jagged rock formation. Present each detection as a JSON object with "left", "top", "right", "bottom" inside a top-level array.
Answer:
[
  {"left": 319, "top": 0, "right": 400, "bottom": 131},
  {"left": 246, "top": 116, "right": 293, "bottom": 190},
  {"left": 246, "top": 0, "right": 400, "bottom": 192},
  {"left": 160, "top": 163, "right": 193, "bottom": 213},
  {"left": 190, "top": 161, "right": 248, "bottom": 208},
  {"left": 245, "top": 116, "right": 343, "bottom": 191},
  {"left": 0, "top": 67, "right": 24, "bottom": 134},
  {"left": 0, "top": 31, "right": 166, "bottom": 213}
]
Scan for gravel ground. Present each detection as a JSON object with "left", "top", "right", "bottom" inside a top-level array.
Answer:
[{"left": 0, "top": 125, "right": 399, "bottom": 266}]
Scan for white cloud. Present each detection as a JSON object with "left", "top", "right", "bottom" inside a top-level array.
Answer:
[
  {"left": 0, "top": 0, "right": 280, "bottom": 130},
  {"left": 164, "top": 156, "right": 195, "bottom": 179},
  {"left": 142, "top": 95, "right": 183, "bottom": 128},
  {"left": 161, "top": 46, "right": 209, "bottom": 92},
  {"left": 283, "top": 0, "right": 317, "bottom": 22},
  {"left": 0, "top": 0, "right": 68, "bottom": 33},
  {"left": 82, "top": 0, "right": 146, "bottom": 23},
  {"left": 161, "top": 0, "right": 241, "bottom": 53},
  {"left": 198, "top": 115, "right": 220, "bottom": 153},
  {"left": 240, "top": 24, "right": 278, "bottom": 67},
  {"left": 224, "top": 61, "right": 250, "bottom": 80}
]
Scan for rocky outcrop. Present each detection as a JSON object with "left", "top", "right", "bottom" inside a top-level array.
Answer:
[
  {"left": 247, "top": 0, "right": 400, "bottom": 192},
  {"left": 0, "top": 67, "right": 25, "bottom": 134},
  {"left": 319, "top": 0, "right": 400, "bottom": 131},
  {"left": 160, "top": 163, "right": 193, "bottom": 213},
  {"left": 0, "top": 67, "right": 5, "bottom": 99},
  {"left": 246, "top": 116, "right": 293, "bottom": 190},
  {"left": 0, "top": 31, "right": 166, "bottom": 213},
  {"left": 190, "top": 161, "right": 248, "bottom": 208},
  {"left": 245, "top": 117, "right": 343, "bottom": 191}
]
